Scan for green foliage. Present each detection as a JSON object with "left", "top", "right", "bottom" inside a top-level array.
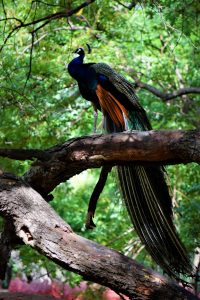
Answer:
[{"left": 0, "top": 0, "right": 199, "bottom": 284}]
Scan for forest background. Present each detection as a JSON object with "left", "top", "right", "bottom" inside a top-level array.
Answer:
[{"left": 0, "top": 0, "right": 199, "bottom": 297}]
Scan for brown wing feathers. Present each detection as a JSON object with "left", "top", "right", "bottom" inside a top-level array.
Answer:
[{"left": 96, "top": 84, "right": 128, "bottom": 128}]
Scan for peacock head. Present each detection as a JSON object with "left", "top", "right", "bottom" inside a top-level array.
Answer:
[
  {"left": 74, "top": 47, "right": 85, "bottom": 56},
  {"left": 74, "top": 44, "right": 91, "bottom": 57}
]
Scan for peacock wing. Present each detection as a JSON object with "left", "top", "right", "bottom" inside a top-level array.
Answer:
[{"left": 92, "top": 63, "right": 152, "bottom": 130}]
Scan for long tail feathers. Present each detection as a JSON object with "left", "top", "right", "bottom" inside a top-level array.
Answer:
[
  {"left": 100, "top": 91, "right": 192, "bottom": 278},
  {"left": 117, "top": 164, "right": 192, "bottom": 278}
]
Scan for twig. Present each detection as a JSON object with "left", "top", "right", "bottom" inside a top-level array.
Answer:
[
  {"left": 32, "top": 18, "right": 52, "bottom": 34},
  {"left": 21, "top": 32, "right": 48, "bottom": 53},
  {"left": 1, "top": 0, "right": 7, "bottom": 37},
  {"left": 131, "top": 72, "right": 200, "bottom": 101},
  {"left": 115, "top": 0, "right": 136, "bottom": 10},
  {"left": 122, "top": 67, "right": 200, "bottom": 101},
  {"left": 136, "top": 83, "right": 200, "bottom": 101},
  {"left": 23, "top": 32, "right": 35, "bottom": 90}
]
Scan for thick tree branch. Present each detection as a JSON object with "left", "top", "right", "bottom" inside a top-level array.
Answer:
[
  {"left": 0, "top": 130, "right": 199, "bottom": 163},
  {"left": 0, "top": 130, "right": 199, "bottom": 198},
  {"left": 0, "top": 174, "right": 197, "bottom": 300}
]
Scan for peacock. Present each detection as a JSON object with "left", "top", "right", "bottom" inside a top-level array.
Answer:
[{"left": 67, "top": 46, "right": 192, "bottom": 279}]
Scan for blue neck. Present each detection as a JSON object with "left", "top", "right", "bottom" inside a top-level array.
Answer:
[
  {"left": 68, "top": 54, "right": 85, "bottom": 79},
  {"left": 72, "top": 54, "right": 84, "bottom": 64}
]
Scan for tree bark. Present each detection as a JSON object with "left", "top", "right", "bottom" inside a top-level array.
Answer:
[
  {"left": 0, "top": 174, "right": 197, "bottom": 300},
  {"left": 0, "top": 130, "right": 199, "bottom": 199}
]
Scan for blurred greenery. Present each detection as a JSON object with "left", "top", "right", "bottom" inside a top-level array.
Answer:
[{"left": 0, "top": 0, "right": 199, "bottom": 286}]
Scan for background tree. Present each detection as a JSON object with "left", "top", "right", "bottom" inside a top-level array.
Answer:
[{"left": 0, "top": 0, "right": 199, "bottom": 298}]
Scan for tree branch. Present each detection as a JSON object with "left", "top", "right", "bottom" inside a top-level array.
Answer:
[
  {"left": 135, "top": 81, "right": 200, "bottom": 101},
  {"left": 1, "top": 130, "right": 199, "bottom": 164},
  {"left": 127, "top": 68, "right": 200, "bottom": 101},
  {"left": 0, "top": 130, "right": 199, "bottom": 199},
  {"left": 0, "top": 149, "right": 49, "bottom": 161},
  {"left": 0, "top": 0, "right": 96, "bottom": 51},
  {"left": 0, "top": 174, "right": 197, "bottom": 300},
  {"left": 115, "top": 0, "right": 136, "bottom": 10}
]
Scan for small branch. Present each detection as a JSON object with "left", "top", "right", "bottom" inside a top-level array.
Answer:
[
  {"left": 21, "top": 32, "right": 48, "bottom": 53},
  {"left": 126, "top": 68, "right": 200, "bottom": 101},
  {"left": 1, "top": 0, "right": 7, "bottom": 18},
  {"left": 0, "top": 174, "right": 197, "bottom": 300},
  {"left": 0, "top": 17, "right": 24, "bottom": 25},
  {"left": 23, "top": 32, "right": 35, "bottom": 90},
  {"left": 134, "top": 80, "right": 200, "bottom": 101},
  {"left": 115, "top": 0, "right": 136, "bottom": 10},
  {"left": 21, "top": 26, "right": 76, "bottom": 53},
  {"left": 31, "top": 19, "right": 52, "bottom": 34}
]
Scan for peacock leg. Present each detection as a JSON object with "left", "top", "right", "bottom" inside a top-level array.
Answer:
[
  {"left": 92, "top": 104, "right": 98, "bottom": 133},
  {"left": 85, "top": 165, "right": 112, "bottom": 229}
]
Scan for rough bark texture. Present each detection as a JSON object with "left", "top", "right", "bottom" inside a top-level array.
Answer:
[
  {"left": 0, "top": 131, "right": 199, "bottom": 299},
  {"left": 0, "top": 130, "right": 199, "bottom": 199},
  {"left": 0, "top": 174, "right": 198, "bottom": 300}
]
